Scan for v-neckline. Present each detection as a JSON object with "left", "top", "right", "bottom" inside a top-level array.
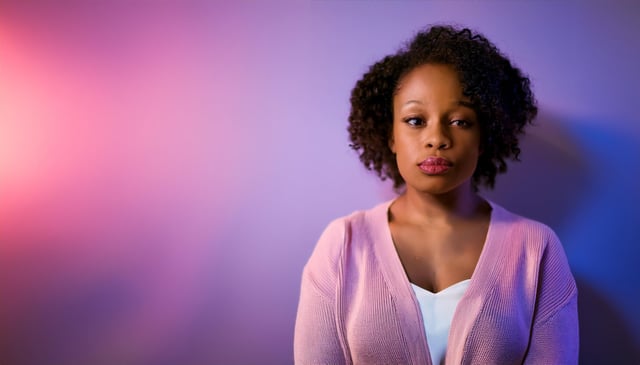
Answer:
[
  {"left": 368, "top": 197, "right": 500, "bottom": 364},
  {"left": 411, "top": 278, "right": 471, "bottom": 297},
  {"left": 382, "top": 197, "right": 496, "bottom": 300}
]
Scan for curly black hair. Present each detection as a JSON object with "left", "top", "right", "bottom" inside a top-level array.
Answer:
[{"left": 348, "top": 25, "right": 537, "bottom": 190}]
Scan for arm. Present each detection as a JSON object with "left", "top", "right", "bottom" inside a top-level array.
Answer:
[
  {"left": 524, "top": 295, "right": 579, "bottom": 364},
  {"left": 294, "top": 273, "right": 348, "bottom": 365},
  {"left": 294, "top": 219, "right": 348, "bottom": 365},
  {"left": 524, "top": 232, "right": 579, "bottom": 364}
]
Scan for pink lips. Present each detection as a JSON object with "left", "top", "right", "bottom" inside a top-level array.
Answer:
[{"left": 418, "top": 157, "right": 452, "bottom": 175}]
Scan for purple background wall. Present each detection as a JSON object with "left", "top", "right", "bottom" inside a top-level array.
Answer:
[{"left": 1, "top": 1, "right": 639, "bottom": 364}]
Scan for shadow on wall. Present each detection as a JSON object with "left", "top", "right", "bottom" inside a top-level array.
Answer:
[
  {"left": 480, "top": 112, "right": 640, "bottom": 364},
  {"left": 480, "top": 112, "right": 589, "bottom": 229},
  {"left": 577, "top": 278, "right": 640, "bottom": 364}
]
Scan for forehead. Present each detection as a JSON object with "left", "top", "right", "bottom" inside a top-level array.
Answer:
[{"left": 394, "top": 63, "right": 465, "bottom": 101}]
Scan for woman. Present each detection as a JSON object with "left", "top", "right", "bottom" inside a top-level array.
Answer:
[{"left": 294, "top": 25, "right": 578, "bottom": 364}]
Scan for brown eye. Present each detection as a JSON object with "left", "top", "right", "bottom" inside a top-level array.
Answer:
[
  {"left": 404, "top": 117, "right": 425, "bottom": 127},
  {"left": 451, "top": 119, "right": 471, "bottom": 128}
]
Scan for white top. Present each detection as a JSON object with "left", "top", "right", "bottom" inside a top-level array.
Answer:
[{"left": 411, "top": 279, "right": 471, "bottom": 365}]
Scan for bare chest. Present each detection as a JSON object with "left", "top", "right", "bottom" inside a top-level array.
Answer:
[{"left": 389, "top": 221, "right": 487, "bottom": 293}]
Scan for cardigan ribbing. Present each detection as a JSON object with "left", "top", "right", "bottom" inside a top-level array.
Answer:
[{"left": 294, "top": 199, "right": 578, "bottom": 364}]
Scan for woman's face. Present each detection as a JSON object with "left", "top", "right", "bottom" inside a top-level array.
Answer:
[{"left": 390, "top": 63, "right": 481, "bottom": 195}]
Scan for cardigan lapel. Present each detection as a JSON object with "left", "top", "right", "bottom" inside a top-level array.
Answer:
[
  {"left": 445, "top": 200, "right": 509, "bottom": 364},
  {"left": 367, "top": 200, "right": 431, "bottom": 365},
  {"left": 366, "top": 199, "right": 512, "bottom": 364}
]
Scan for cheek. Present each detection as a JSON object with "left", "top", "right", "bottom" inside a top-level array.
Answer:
[
  {"left": 391, "top": 139, "right": 412, "bottom": 172},
  {"left": 457, "top": 137, "right": 482, "bottom": 169},
  {"left": 466, "top": 144, "right": 481, "bottom": 162},
  {"left": 465, "top": 133, "right": 482, "bottom": 155},
  {"left": 394, "top": 137, "right": 418, "bottom": 163},
  {"left": 467, "top": 147, "right": 482, "bottom": 172}
]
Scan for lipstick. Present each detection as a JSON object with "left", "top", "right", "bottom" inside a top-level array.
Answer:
[{"left": 418, "top": 157, "right": 452, "bottom": 175}]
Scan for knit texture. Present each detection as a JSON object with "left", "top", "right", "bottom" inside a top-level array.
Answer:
[{"left": 294, "top": 199, "right": 578, "bottom": 365}]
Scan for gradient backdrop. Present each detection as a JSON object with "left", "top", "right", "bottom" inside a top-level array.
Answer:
[{"left": 1, "top": 1, "right": 639, "bottom": 364}]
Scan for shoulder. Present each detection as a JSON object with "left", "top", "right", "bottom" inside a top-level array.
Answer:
[
  {"left": 302, "top": 201, "right": 391, "bottom": 292},
  {"left": 308, "top": 201, "right": 389, "bottom": 263},
  {"left": 489, "top": 200, "right": 576, "bottom": 298},
  {"left": 489, "top": 200, "right": 561, "bottom": 253}
]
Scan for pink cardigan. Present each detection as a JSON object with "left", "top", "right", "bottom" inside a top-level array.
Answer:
[{"left": 294, "top": 199, "right": 578, "bottom": 364}]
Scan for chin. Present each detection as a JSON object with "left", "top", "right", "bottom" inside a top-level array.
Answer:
[{"left": 408, "top": 178, "right": 471, "bottom": 196}]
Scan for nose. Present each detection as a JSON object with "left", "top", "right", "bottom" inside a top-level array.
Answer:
[{"left": 425, "top": 123, "right": 451, "bottom": 150}]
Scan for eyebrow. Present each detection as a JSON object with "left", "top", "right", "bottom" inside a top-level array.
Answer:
[
  {"left": 458, "top": 100, "right": 475, "bottom": 109},
  {"left": 403, "top": 100, "right": 423, "bottom": 106}
]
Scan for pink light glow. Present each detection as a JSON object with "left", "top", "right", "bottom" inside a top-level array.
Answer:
[{"left": 2, "top": 2, "right": 639, "bottom": 364}]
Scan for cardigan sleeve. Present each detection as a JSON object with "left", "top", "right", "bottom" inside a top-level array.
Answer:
[
  {"left": 524, "top": 230, "right": 579, "bottom": 364},
  {"left": 294, "top": 219, "right": 349, "bottom": 365}
]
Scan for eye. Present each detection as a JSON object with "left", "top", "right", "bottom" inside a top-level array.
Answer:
[
  {"left": 403, "top": 116, "right": 425, "bottom": 127},
  {"left": 451, "top": 119, "right": 472, "bottom": 128}
]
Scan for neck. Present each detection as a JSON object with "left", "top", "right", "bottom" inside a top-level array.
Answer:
[{"left": 398, "top": 183, "right": 486, "bottom": 225}]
